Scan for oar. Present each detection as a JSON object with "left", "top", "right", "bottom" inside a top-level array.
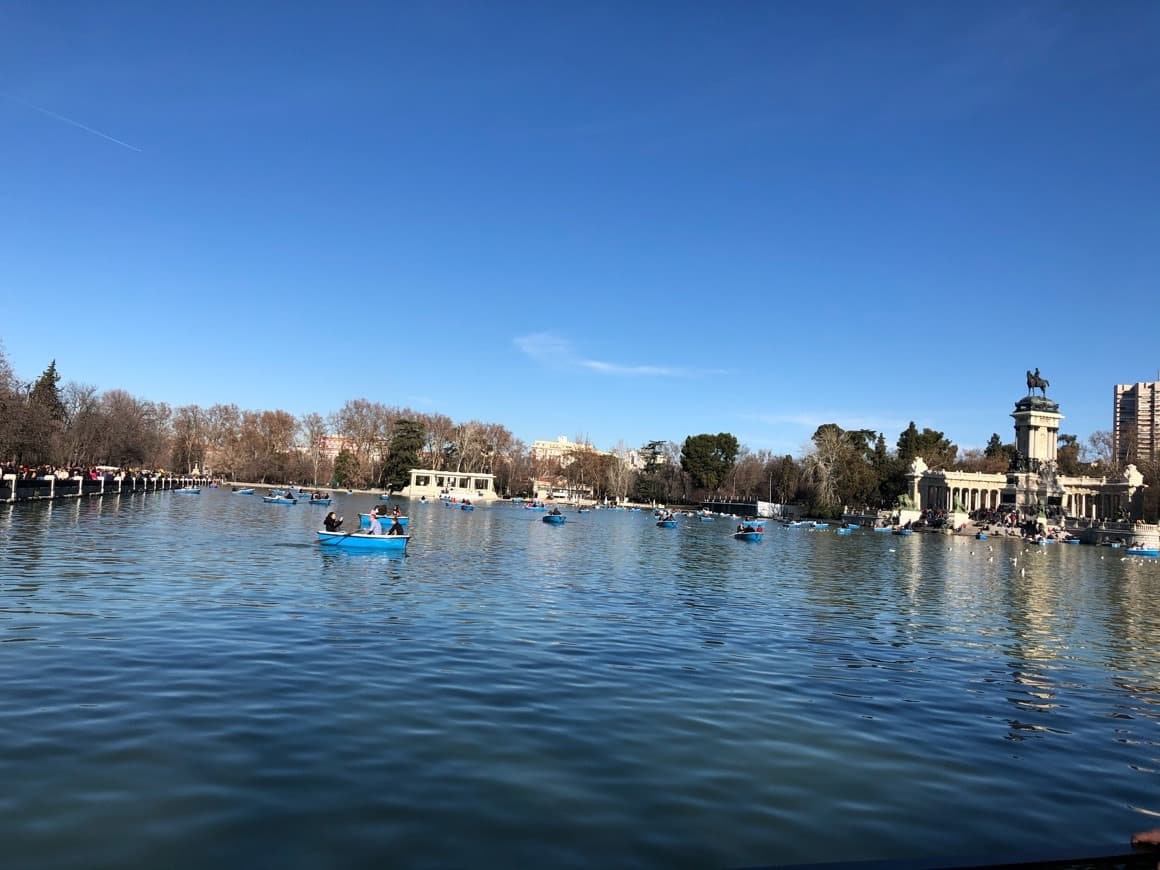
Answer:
[{"left": 320, "top": 529, "right": 360, "bottom": 546}]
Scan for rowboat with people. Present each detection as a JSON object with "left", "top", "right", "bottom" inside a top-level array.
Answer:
[
  {"left": 316, "top": 531, "right": 410, "bottom": 551},
  {"left": 733, "top": 520, "right": 764, "bottom": 541},
  {"left": 359, "top": 512, "right": 408, "bottom": 528},
  {"left": 1126, "top": 545, "right": 1159, "bottom": 557}
]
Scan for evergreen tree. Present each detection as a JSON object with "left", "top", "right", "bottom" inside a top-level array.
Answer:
[
  {"left": 30, "top": 360, "right": 65, "bottom": 421},
  {"left": 333, "top": 449, "right": 359, "bottom": 487},
  {"left": 679, "top": 432, "right": 739, "bottom": 492},
  {"left": 380, "top": 419, "right": 426, "bottom": 490},
  {"left": 896, "top": 421, "right": 957, "bottom": 469}
]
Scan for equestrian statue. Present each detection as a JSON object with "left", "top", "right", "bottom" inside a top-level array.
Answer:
[{"left": 1026, "top": 368, "right": 1049, "bottom": 397}]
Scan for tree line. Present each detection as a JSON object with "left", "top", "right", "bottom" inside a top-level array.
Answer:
[{"left": 1, "top": 348, "right": 1155, "bottom": 518}]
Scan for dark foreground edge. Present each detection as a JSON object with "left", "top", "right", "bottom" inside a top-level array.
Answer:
[{"left": 753, "top": 842, "right": 1159, "bottom": 870}]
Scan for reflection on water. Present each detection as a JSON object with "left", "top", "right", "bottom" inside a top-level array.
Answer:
[{"left": 1, "top": 494, "right": 1159, "bottom": 867}]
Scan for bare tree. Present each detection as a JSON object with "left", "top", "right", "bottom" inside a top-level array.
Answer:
[
  {"left": 1087, "top": 430, "right": 1117, "bottom": 472},
  {"left": 607, "top": 441, "right": 635, "bottom": 504},
  {"left": 329, "top": 399, "right": 393, "bottom": 485},
  {"left": 205, "top": 404, "right": 242, "bottom": 479},
  {"left": 448, "top": 421, "right": 484, "bottom": 473},
  {"left": 172, "top": 405, "right": 207, "bottom": 474},
  {"left": 419, "top": 413, "right": 455, "bottom": 470},
  {"left": 96, "top": 390, "right": 170, "bottom": 469},
  {"left": 300, "top": 411, "right": 329, "bottom": 485},
  {"left": 60, "top": 382, "right": 101, "bottom": 466}
]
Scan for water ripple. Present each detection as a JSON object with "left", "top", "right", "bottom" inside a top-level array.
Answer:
[{"left": 1, "top": 497, "right": 1159, "bottom": 866}]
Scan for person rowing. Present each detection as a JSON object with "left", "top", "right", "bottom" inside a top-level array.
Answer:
[{"left": 367, "top": 510, "right": 382, "bottom": 535}]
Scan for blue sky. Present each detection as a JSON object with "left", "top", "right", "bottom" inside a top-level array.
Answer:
[{"left": 2, "top": 1, "right": 1158, "bottom": 457}]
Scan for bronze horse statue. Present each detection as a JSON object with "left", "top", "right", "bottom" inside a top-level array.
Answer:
[{"left": 1026, "top": 368, "right": 1049, "bottom": 397}]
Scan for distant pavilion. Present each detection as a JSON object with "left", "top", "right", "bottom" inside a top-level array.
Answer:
[{"left": 399, "top": 469, "right": 499, "bottom": 502}]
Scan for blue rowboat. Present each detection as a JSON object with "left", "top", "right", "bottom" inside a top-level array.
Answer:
[
  {"left": 461, "top": 504, "right": 474, "bottom": 511},
  {"left": 1126, "top": 546, "right": 1159, "bottom": 557},
  {"left": 578, "top": 508, "right": 591, "bottom": 514},
  {"left": 699, "top": 516, "right": 714, "bottom": 522},
  {"left": 873, "top": 526, "right": 892, "bottom": 532},
  {"left": 975, "top": 532, "right": 987, "bottom": 540},
  {"left": 893, "top": 528, "right": 912, "bottom": 536},
  {"left": 1063, "top": 538, "right": 1080, "bottom": 544},
  {"left": 542, "top": 514, "right": 566, "bottom": 524},
  {"left": 308, "top": 498, "right": 331, "bottom": 506},
  {"left": 656, "top": 519, "right": 677, "bottom": 528},
  {"left": 524, "top": 504, "right": 546, "bottom": 511},
  {"left": 379, "top": 494, "right": 393, "bottom": 501},
  {"left": 174, "top": 488, "right": 200, "bottom": 494},
  {"left": 733, "top": 530, "right": 763, "bottom": 541},
  {"left": 812, "top": 522, "right": 829, "bottom": 529},
  {"left": 316, "top": 531, "right": 409, "bottom": 551},
  {"left": 837, "top": 527, "right": 854, "bottom": 535},
  {"left": 359, "top": 513, "right": 408, "bottom": 528},
  {"left": 234, "top": 488, "right": 254, "bottom": 495},
  {"left": 263, "top": 496, "right": 297, "bottom": 505}
]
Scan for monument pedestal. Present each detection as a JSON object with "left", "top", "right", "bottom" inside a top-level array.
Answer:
[{"left": 1000, "top": 395, "right": 1066, "bottom": 523}]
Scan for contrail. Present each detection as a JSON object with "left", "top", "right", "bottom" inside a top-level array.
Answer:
[{"left": 4, "top": 93, "right": 142, "bottom": 152}]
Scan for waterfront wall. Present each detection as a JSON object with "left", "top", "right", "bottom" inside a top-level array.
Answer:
[
  {"left": 1, "top": 474, "right": 210, "bottom": 504},
  {"left": 1064, "top": 517, "right": 1160, "bottom": 549}
]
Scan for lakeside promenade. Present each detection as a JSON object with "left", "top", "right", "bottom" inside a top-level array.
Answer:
[{"left": 1, "top": 473, "right": 211, "bottom": 503}]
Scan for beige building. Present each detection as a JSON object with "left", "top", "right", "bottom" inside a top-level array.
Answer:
[
  {"left": 1113, "top": 379, "right": 1159, "bottom": 465},
  {"left": 530, "top": 436, "right": 604, "bottom": 465}
]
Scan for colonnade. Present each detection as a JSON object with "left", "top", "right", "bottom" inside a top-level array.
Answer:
[{"left": 920, "top": 483, "right": 1005, "bottom": 512}]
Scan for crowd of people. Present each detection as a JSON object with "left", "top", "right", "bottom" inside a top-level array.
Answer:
[{"left": 0, "top": 464, "right": 179, "bottom": 482}]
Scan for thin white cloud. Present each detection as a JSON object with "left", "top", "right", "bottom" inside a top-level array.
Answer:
[
  {"left": 5, "top": 94, "right": 142, "bottom": 153},
  {"left": 579, "top": 359, "right": 683, "bottom": 377},
  {"left": 740, "top": 411, "right": 909, "bottom": 434},
  {"left": 515, "top": 331, "right": 726, "bottom": 378}
]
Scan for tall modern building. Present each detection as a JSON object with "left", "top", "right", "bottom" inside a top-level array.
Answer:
[{"left": 1113, "top": 379, "right": 1160, "bottom": 465}]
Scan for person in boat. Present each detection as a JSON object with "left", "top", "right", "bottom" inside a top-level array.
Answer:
[
  {"left": 387, "top": 518, "right": 405, "bottom": 536},
  {"left": 324, "top": 512, "right": 344, "bottom": 532},
  {"left": 549, "top": 507, "right": 562, "bottom": 516},
  {"left": 391, "top": 505, "right": 401, "bottom": 518},
  {"left": 367, "top": 511, "right": 382, "bottom": 535}
]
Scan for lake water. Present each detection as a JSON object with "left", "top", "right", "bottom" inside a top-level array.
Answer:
[{"left": 2, "top": 491, "right": 1158, "bottom": 868}]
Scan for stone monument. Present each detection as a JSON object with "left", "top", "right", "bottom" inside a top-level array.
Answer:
[{"left": 1000, "top": 369, "right": 1066, "bottom": 523}]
